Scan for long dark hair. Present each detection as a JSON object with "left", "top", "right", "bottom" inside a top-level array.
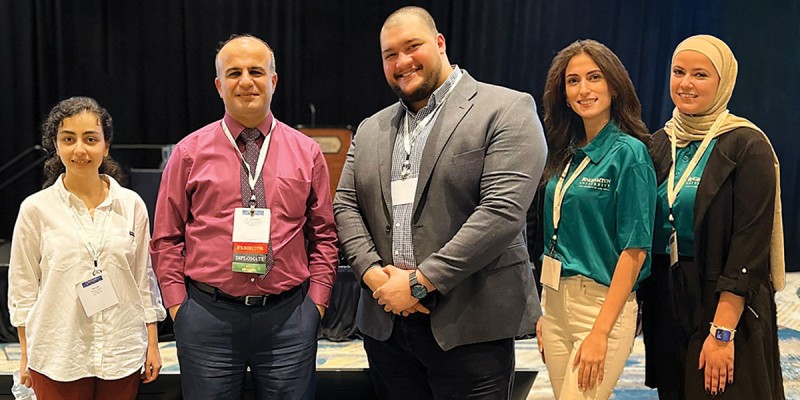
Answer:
[
  {"left": 541, "top": 39, "right": 649, "bottom": 183},
  {"left": 41, "top": 96, "right": 125, "bottom": 187}
]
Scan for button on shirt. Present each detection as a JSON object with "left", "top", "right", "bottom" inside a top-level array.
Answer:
[
  {"left": 150, "top": 114, "right": 338, "bottom": 309},
  {"left": 391, "top": 67, "right": 462, "bottom": 269},
  {"left": 8, "top": 175, "right": 166, "bottom": 381},
  {"left": 542, "top": 122, "right": 657, "bottom": 287},
  {"left": 653, "top": 139, "right": 718, "bottom": 256}
]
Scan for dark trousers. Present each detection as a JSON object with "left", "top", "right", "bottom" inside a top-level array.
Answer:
[
  {"left": 174, "top": 281, "right": 320, "bottom": 400},
  {"left": 29, "top": 369, "right": 139, "bottom": 400},
  {"left": 363, "top": 314, "right": 515, "bottom": 400}
]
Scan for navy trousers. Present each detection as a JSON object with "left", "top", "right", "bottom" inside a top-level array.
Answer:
[{"left": 174, "top": 281, "right": 320, "bottom": 400}]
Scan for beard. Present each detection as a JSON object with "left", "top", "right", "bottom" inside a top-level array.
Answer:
[{"left": 389, "top": 63, "right": 441, "bottom": 105}]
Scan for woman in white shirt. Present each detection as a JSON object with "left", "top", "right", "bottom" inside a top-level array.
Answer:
[{"left": 8, "top": 97, "right": 166, "bottom": 400}]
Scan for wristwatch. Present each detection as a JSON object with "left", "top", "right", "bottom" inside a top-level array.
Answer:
[
  {"left": 409, "top": 271, "right": 428, "bottom": 300},
  {"left": 709, "top": 323, "right": 736, "bottom": 342}
]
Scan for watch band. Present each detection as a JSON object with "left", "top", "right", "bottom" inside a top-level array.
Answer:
[{"left": 709, "top": 322, "right": 736, "bottom": 342}]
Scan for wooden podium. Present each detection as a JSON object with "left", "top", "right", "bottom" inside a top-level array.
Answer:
[{"left": 296, "top": 126, "right": 352, "bottom": 199}]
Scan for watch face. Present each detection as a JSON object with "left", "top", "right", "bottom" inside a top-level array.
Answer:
[
  {"left": 714, "top": 329, "right": 732, "bottom": 342},
  {"left": 411, "top": 285, "right": 428, "bottom": 299}
]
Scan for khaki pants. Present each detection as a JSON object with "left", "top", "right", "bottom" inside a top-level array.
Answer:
[{"left": 541, "top": 275, "right": 637, "bottom": 400}]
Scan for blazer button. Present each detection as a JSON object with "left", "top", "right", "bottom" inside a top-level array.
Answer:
[
  {"left": 385, "top": 225, "right": 391, "bottom": 233},
  {"left": 741, "top": 267, "right": 748, "bottom": 274}
]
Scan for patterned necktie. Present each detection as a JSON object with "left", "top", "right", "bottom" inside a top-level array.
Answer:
[{"left": 240, "top": 128, "right": 274, "bottom": 275}]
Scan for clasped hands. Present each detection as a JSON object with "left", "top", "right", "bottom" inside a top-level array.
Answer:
[{"left": 367, "top": 265, "right": 430, "bottom": 317}]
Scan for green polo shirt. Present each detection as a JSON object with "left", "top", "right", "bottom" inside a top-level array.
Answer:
[
  {"left": 653, "top": 139, "right": 718, "bottom": 256},
  {"left": 543, "top": 122, "right": 656, "bottom": 288}
]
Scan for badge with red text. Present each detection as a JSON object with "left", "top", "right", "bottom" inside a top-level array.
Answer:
[{"left": 232, "top": 208, "right": 270, "bottom": 274}]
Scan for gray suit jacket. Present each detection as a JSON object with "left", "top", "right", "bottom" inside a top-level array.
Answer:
[{"left": 333, "top": 72, "right": 546, "bottom": 350}]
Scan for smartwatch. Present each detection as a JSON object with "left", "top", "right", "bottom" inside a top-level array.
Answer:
[
  {"left": 409, "top": 271, "right": 428, "bottom": 300},
  {"left": 709, "top": 323, "right": 736, "bottom": 342}
]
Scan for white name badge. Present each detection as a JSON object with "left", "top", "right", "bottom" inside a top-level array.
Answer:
[
  {"left": 391, "top": 178, "right": 417, "bottom": 206},
  {"left": 76, "top": 273, "right": 119, "bottom": 318},
  {"left": 668, "top": 230, "right": 679, "bottom": 268},
  {"left": 540, "top": 255, "right": 562, "bottom": 291},
  {"left": 232, "top": 208, "right": 270, "bottom": 274}
]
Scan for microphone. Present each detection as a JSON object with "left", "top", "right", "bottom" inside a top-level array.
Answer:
[{"left": 309, "top": 103, "right": 316, "bottom": 128}]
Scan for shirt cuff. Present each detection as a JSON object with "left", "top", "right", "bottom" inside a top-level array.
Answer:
[
  {"left": 10, "top": 307, "right": 30, "bottom": 327},
  {"left": 308, "top": 281, "right": 333, "bottom": 308},
  {"left": 715, "top": 266, "right": 751, "bottom": 299},
  {"left": 161, "top": 283, "right": 188, "bottom": 309}
]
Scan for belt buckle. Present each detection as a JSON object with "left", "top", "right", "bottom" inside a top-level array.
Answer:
[{"left": 244, "top": 295, "right": 266, "bottom": 306}]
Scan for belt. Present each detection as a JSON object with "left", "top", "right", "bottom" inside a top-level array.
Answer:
[{"left": 189, "top": 280, "right": 302, "bottom": 307}]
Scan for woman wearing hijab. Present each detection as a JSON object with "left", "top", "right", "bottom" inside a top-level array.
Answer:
[
  {"left": 641, "top": 34, "right": 785, "bottom": 399},
  {"left": 8, "top": 97, "right": 166, "bottom": 399},
  {"left": 537, "top": 39, "right": 656, "bottom": 399}
]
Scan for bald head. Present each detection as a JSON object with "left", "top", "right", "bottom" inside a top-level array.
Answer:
[
  {"left": 382, "top": 6, "right": 438, "bottom": 37},
  {"left": 215, "top": 35, "right": 276, "bottom": 77},
  {"left": 214, "top": 34, "right": 278, "bottom": 127}
]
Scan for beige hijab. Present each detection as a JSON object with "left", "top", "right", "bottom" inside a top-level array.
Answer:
[{"left": 665, "top": 34, "right": 785, "bottom": 290}]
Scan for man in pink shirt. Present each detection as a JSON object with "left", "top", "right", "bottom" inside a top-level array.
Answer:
[{"left": 150, "top": 34, "right": 338, "bottom": 400}]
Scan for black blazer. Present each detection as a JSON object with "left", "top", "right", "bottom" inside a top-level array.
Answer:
[{"left": 649, "top": 127, "right": 784, "bottom": 399}]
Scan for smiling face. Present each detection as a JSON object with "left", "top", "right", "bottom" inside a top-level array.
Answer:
[
  {"left": 380, "top": 15, "right": 449, "bottom": 112},
  {"left": 564, "top": 52, "right": 613, "bottom": 135},
  {"left": 670, "top": 50, "right": 720, "bottom": 115},
  {"left": 215, "top": 37, "right": 277, "bottom": 127},
  {"left": 55, "top": 111, "right": 109, "bottom": 178}
]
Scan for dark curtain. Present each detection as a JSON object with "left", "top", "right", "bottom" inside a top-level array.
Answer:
[{"left": 1, "top": 0, "right": 797, "bottom": 272}]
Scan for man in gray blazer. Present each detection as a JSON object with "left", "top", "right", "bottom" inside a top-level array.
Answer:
[{"left": 334, "top": 6, "right": 547, "bottom": 399}]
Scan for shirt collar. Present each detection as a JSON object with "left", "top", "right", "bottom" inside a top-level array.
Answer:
[
  {"left": 223, "top": 112, "right": 275, "bottom": 140},
  {"left": 54, "top": 174, "right": 122, "bottom": 208},
  {"left": 575, "top": 121, "right": 623, "bottom": 163},
  {"left": 399, "top": 66, "right": 463, "bottom": 115}
]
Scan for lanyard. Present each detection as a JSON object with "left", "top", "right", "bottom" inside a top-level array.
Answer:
[
  {"left": 59, "top": 185, "right": 112, "bottom": 273},
  {"left": 222, "top": 118, "right": 276, "bottom": 191},
  {"left": 401, "top": 72, "right": 463, "bottom": 158},
  {"left": 666, "top": 111, "right": 727, "bottom": 215},
  {"left": 550, "top": 155, "right": 592, "bottom": 253}
]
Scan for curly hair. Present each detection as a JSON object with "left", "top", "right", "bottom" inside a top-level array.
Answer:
[
  {"left": 541, "top": 39, "right": 649, "bottom": 183},
  {"left": 41, "top": 96, "right": 125, "bottom": 188}
]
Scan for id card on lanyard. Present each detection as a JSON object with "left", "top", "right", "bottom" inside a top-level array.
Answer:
[
  {"left": 222, "top": 119, "right": 276, "bottom": 275},
  {"left": 666, "top": 111, "right": 727, "bottom": 268},
  {"left": 59, "top": 188, "right": 120, "bottom": 317},
  {"left": 541, "top": 155, "right": 592, "bottom": 291}
]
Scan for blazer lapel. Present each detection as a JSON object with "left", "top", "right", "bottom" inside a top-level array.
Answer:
[
  {"left": 413, "top": 75, "right": 477, "bottom": 218},
  {"left": 694, "top": 147, "right": 736, "bottom": 231},
  {"left": 379, "top": 106, "right": 404, "bottom": 215}
]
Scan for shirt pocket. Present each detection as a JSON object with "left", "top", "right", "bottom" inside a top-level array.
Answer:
[
  {"left": 274, "top": 177, "right": 311, "bottom": 220},
  {"left": 42, "top": 228, "right": 85, "bottom": 272},
  {"left": 105, "top": 228, "right": 137, "bottom": 270}
]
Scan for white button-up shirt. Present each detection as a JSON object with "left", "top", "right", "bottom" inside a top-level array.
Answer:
[{"left": 8, "top": 175, "right": 166, "bottom": 381}]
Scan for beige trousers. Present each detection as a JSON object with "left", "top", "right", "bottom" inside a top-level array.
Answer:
[{"left": 540, "top": 275, "right": 637, "bottom": 400}]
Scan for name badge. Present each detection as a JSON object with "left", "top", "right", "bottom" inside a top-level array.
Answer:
[
  {"left": 668, "top": 229, "right": 679, "bottom": 268},
  {"left": 232, "top": 208, "right": 270, "bottom": 274},
  {"left": 76, "top": 273, "right": 119, "bottom": 318},
  {"left": 540, "top": 255, "right": 562, "bottom": 291},
  {"left": 391, "top": 178, "right": 417, "bottom": 206}
]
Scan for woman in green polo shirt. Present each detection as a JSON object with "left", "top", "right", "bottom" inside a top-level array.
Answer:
[
  {"left": 641, "top": 34, "right": 785, "bottom": 399},
  {"left": 536, "top": 39, "right": 656, "bottom": 399}
]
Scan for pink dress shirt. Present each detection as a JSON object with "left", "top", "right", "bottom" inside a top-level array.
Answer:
[{"left": 150, "top": 113, "right": 338, "bottom": 308}]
